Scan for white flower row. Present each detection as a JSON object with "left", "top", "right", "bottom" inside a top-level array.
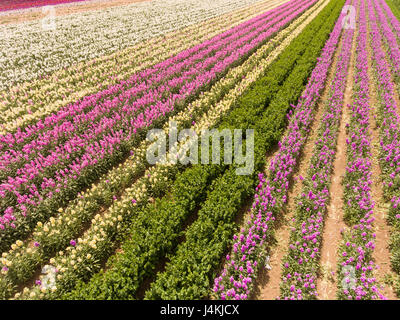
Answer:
[
  {"left": 0, "top": 0, "right": 115, "bottom": 16},
  {"left": 0, "top": 0, "right": 280, "bottom": 134},
  {"left": 10, "top": 0, "right": 326, "bottom": 299},
  {"left": 0, "top": 0, "right": 263, "bottom": 89}
]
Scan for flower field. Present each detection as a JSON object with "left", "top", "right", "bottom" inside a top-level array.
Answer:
[{"left": 1, "top": 0, "right": 400, "bottom": 301}]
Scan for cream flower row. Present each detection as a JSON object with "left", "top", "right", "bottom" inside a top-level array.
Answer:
[
  {"left": 0, "top": 0, "right": 114, "bottom": 17},
  {"left": 2, "top": 0, "right": 323, "bottom": 273},
  {"left": 0, "top": 0, "right": 262, "bottom": 90},
  {"left": 10, "top": 0, "right": 326, "bottom": 299},
  {"left": 0, "top": 0, "right": 282, "bottom": 133}
]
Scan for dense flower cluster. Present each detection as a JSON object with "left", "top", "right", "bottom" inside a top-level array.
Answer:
[
  {"left": 337, "top": 0, "right": 384, "bottom": 300},
  {"left": 212, "top": 0, "right": 349, "bottom": 300},
  {"left": 0, "top": 0, "right": 326, "bottom": 300},
  {"left": 0, "top": 0, "right": 315, "bottom": 255},
  {"left": 0, "top": 0, "right": 262, "bottom": 89},
  {"left": 0, "top": 0, "right": 278, "bottom": 133}
]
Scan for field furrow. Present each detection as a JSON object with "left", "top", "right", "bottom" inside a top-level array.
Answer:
[{"left": 2, "top": 0, "right": 400, "bottom": 303}]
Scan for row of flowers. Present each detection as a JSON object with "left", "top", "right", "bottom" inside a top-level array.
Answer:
[
  {"left": 0, "top": 0, "right": 262, "bottom": 89},
  {"left": 0, "top": 1, "right": 319, "bottom": 298},
  {"left": 0, "top": 0, "right": 119, "bottom": 15},
  {"left": 212, "top": 0, "right": 349, "bottom": 300},
  {"left": 0, "top": 0, "right": 87, "bottom": 12},
  {"left": 0, "top": 0, "right": 299, "bottom": 160},
  {"left": 336, "top": 0, "right": 383, "bottom": 300},
  {"left": 146, "top": 0, "right": 347, "bottom": 300},
  {"left": 372, "top": 0, "right": 400, "bottom": 89},
  {"left": 0, "top": 0, "right": 315, "bottom": 253},
  {"left": 279, "top": 10, "right": 355, "bottom": 300},
  {"left": 368, "top": 0, "right": 400, "bottom": 298},
  {"left": 0, "top": 0, "right": 277, "bottom": 133}
]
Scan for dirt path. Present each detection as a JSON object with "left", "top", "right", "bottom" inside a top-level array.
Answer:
[
  {"left": 13, "top": 0, "right": 326, "bottom": 300},
  {"left": 255, "top": 83, "right": 334, "bottom": 299},
  {"left": 0, "top": 0, "right": 151, "bottom": 25},
  {"left": 316, "top": 13, "right": 359, "bottom": 300},
  {"left": 375, "top": 0, "right": 400, "bottom": 116},
  {"left": 367, "top": 1, "right": 398, "bottom": 300},
  {"left": 367, "top": 64, "right": 397, "bottom": 301},
  {"left": 251, "top": 5, "right": 343, "bottom": 301}
]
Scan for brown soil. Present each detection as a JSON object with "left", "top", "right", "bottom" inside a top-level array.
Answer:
[
  {"left": 317, "top": 17, "right": 359, "bottom": 300},
  {"left": 0, "top": 0, "right": 151, "bottom": 25},
  {"left": 366, "top": 2, "right": 397, "bottom": 300},
  {"left": 8, "top": 0, "right": 291, "bottom": 297},
  {"left": 255, "top": 97, "right": 329, "bottom": 300},
  {"left": 251, "top": 0, "right": 341, "bottom": 300}
]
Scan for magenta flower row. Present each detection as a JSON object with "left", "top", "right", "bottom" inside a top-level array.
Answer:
[
  {"left": 337, "top": 0, "right": 384, "bottom": 300},
  {"left": 0, "top": 0, "right": 303, "bottom": 157},
  {"left": 0, "top": 0, "right": 317, "bottom": 232},
  {"left": 279, "top": 7, "right": 355, "bottom": 300},
  {"left": 367, "top": 0, "right": 400, "bottom": 227},
  {"left": 212, "top": 0, "right": 351, "bottom": 300},
  {"left": 0, "top": 0, "right": 87, "bottom": 12}
]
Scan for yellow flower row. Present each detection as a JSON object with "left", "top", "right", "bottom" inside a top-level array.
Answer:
[
  {"left": 10, "top": 0, "right": 327, "bottom": 300},
  {"left": 0, "top": 0, "right": 283, "bottom": 134}
]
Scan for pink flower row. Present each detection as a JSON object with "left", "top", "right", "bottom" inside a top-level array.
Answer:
[
  {"left": 337, "top": 0, "right": 384, "bottom": 300},
  {"left": 368, "top": 0, "right": 400, "bottom": 216},
  {"left": 279, "top": 12, "right": 355, "bottom": 300},
  {"left": 0, "top": 0, "right": 87, "bottom": 12},
  {"left": 212, "top": 0, "right": 350, "bottom": 300},
  {"left": 0, "top": 0, "right": 303, "bottom": 158},
  {"left": 0, "top": 0, "right": 317, "bottom": 232}
]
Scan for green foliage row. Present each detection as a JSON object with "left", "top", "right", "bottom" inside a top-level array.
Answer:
[
  {"left": 144, "top": 0, "right": 346, "bottom": 300},
  {"left": 64, "top": 0, "right": 345, "bottom": 300},
  {"left": 385, "top": 0, "right": 400, "bottom": 20}
]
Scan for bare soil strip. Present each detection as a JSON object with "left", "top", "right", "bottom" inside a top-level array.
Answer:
[
  {"left": 316, "top": 10, "right": 359, "bottom": 300},
  {"left": 17, "top": 0, "right": 324, "bottom": 297},
  {"left": 249, "top": 1, "right": 342, "bottom": 300},
  {"left": 255, "top": 76, "right": 335, "bottom": 300},
  {"left": 366, "top": 1, "right": 398, "bottom": 300},
  {"left": 367, "top": 62, "right": 397, "bottom": 301}
]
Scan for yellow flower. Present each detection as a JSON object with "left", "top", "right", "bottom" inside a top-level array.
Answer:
[{"left": 16, "top": 240, "right": 23, "bottom": 247}]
